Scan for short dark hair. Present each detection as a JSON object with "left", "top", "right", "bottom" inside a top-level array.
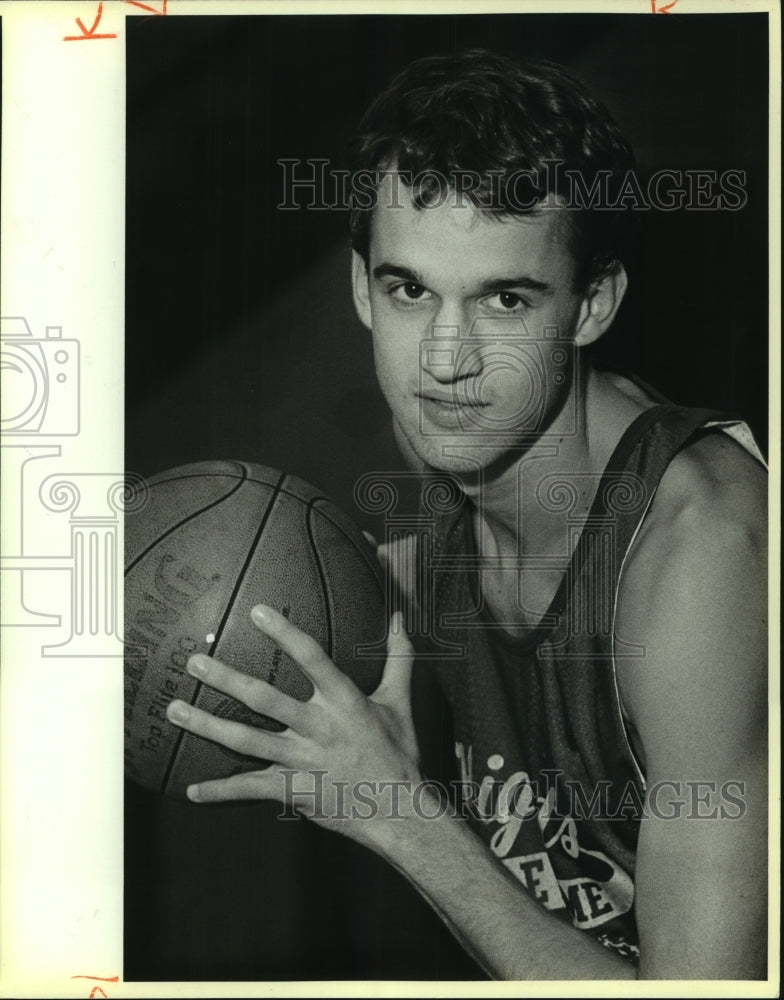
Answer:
[{"left": 347, "top": 49, "right": 636, "bottom": 290}]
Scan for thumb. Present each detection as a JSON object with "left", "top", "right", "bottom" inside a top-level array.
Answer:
[
  {"left": 373, "top": 610, "right": 414, "bottom": 706},
  {"left": 379, "top": 533, "right": 419, "bottom": 606}
]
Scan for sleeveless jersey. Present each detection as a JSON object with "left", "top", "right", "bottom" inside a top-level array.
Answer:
[{"left": 428, "top": 402, "right": 763, "bottom": 966}]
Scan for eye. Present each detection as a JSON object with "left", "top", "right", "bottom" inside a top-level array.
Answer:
[
  {"left": 483, "top": 291, "right": 530, "bottom": 313},
  {"left": 389, "top": 282, "right": 433, "bottom": 305}
]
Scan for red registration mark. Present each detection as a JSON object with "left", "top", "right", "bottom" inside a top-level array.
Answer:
[
  {"left": 71, "top": 974, "right": 120, "bottom": 998},
  {"left": 63, "top": 0, "right": 169, "bottom": 41}
]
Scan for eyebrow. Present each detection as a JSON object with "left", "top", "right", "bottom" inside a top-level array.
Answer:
[
  {"left": 372, "top": 263, "right": 423, "bottom": 283},
  {"left": 477, "top": 276, "right": 553, "bottom": 296},
  {"left": 372, "top": 262, "right": 553, "bottom": 296}
]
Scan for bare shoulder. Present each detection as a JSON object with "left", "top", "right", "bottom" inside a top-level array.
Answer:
[
  {"left": 614, "top": 428, "right": 768, "bottom": 772},
  {"left": 619, "top": 427, "right": 767, "bottom": 621},
  {"left": 660, "top": 428, "right": 767, "bottom": 514},
  {"left": 622, "top": 428, "right": 767, "bottom": 596},
  {"left": 613, "top": 429, "right": 769, "bottom": 979}
]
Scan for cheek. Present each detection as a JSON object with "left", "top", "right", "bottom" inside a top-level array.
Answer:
[
  {"left": 483, "top": 360, "right": 537, "bottom": 403},
  {"left": 370, "top": 331, "right": 409, "bottom": 407},
  {"left": 470, "top": 346, "right": 545, "bottom": 424},
  {"left": 463, "top": 339, "right": 576, "bottom": 435},
  {"left": 369, "top": 310, "right": 423, "bottom": 381},
  {"left": 549, "top": 297, "right": 584, "bottom": 340}
]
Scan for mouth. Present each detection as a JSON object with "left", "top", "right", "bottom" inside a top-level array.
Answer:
[
  {"left": 414, "top": 389, "right": 490, "bottom": 431},
  {"left": 416, "top": 390, "right": 487, "bottom": 410}
]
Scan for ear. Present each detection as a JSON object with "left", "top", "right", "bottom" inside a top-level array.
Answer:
[
  {"left": 573, "top": 264, "right": 628, "bottom": 347},
  {"left": 351, "top": 250, "right": 372, "bottom": 330}
]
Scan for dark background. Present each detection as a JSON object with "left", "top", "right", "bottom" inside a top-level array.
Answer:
[{"left": 124, "top": 12, "right": 769, "bottom": 982}]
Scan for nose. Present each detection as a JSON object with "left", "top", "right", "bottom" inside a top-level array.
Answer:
[
  {"left": 421, "top": 327, "right": 484, "bottom": 384},
  {"left": 421, "top": 305, "right": 483, "bottom": 384}
]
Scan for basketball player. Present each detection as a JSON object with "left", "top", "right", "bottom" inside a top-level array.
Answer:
[{"left": 166, "top": 51, "right": 768, "bottom": 979}]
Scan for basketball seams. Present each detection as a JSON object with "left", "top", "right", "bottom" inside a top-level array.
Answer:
[
  {"left": 124, "top": 468, "right": 250, "bottom": 577},
  {"left": 128, "top": 479, "right": 331, "bottom": 577},
  {"left": 129, "top": 462, "right": 381, "bottom": 583},
  {"left": 125, "top": 461, "right": 386, "bottom": 798},
  {"left": 309, "top": 498, "right": 384, "bottom": 593},
  {"left": 305, "top": 499, "right": 335, "bottom": 661},
  {"left": 160, "top": 470, "right": 288, "bottom": 795},
  {"left": 306, "top": 499, "right": 386, "bottom": 692},
  {"left": 125, "top": 462, "right": 325, "bottom": 579}
]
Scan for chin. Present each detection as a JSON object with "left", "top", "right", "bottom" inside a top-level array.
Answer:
[
  {"left": 430, "top": 446, "right": 533, "bottom": 484},
  {"left": 395, "top": 423, "right": 519, "bottom": 481}
]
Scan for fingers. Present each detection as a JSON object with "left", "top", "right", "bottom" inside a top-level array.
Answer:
[
  {"left": 250, "top": 604, "right": 350, "bottom": 700},
  {"left": 186, "top": 767, "right": 326, "bottom": 811},
  {"left": 186, "top": 652, "right": 308, "bottom": 732},
  {"left": 166, "top": 699, "right": 302, "bottom": 766},
  {"left": 186, "top": 767, "right": 284, "bottom": 804},
  {"left": 373, "top": 611, "right": 415, "bottom": 704}
]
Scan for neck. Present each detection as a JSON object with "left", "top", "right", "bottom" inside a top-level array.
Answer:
[{"left": 464, "top": 363, "right": 619, "bottom": 558}]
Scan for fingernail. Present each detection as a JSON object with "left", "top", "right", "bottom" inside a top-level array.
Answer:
[
  {"left": 186, "top": 784, "right": 201, "bottom": 802},
  {"left": 252, "top": 604, "right": 271, "bottom": 623},
  {"left": 187, "top": 655, "right": 207, "bottom": 678},
  {"left": 167, "top": 700, "right": 190, "bottom": 724}
]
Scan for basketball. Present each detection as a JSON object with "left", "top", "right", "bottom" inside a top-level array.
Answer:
[{"left": 124, "top": 460, "right": 387, "bottom": 799}]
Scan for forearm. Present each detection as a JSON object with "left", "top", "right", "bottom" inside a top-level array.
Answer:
[
  {"left": 167, "top": 615, "right": 637, "bottom": 979},
  {"left": 369, "top": 790, "right": 637, "bottom": 981}
]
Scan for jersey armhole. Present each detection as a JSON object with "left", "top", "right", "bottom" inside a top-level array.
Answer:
[
  {"left": 609, "top": 419, "right": 765, "bottom": 793},
  {"left": 611, "top": 487, "right": 656, "bottom": 792}
]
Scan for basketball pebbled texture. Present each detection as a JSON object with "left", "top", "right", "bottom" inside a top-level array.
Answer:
[{"left": 124, "top": 460, "right": 386, "bottom": 799}]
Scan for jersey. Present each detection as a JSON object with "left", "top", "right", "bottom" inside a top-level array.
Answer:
[{"left": 427, "top": 401, "right": 764, "bottom": 966}]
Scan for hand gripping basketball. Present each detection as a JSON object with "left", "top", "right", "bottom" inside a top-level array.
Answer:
[
  {"left": 166, "top": 605, "right": 423, "bottom": 846},
  {"left": 124, "top": 462, "right": 389, "bottom": 797}
]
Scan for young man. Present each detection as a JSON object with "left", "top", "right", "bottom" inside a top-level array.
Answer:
[{"left": 165, "top": 51, "right": 768, "bottom": 979}]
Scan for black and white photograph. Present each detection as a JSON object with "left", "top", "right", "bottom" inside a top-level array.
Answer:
[
  {"left": 122, "top": 6, "right": 772, "bottom": 984},
  {"left": 0, "top": 1, "right": 778, "bottom": 994}
]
